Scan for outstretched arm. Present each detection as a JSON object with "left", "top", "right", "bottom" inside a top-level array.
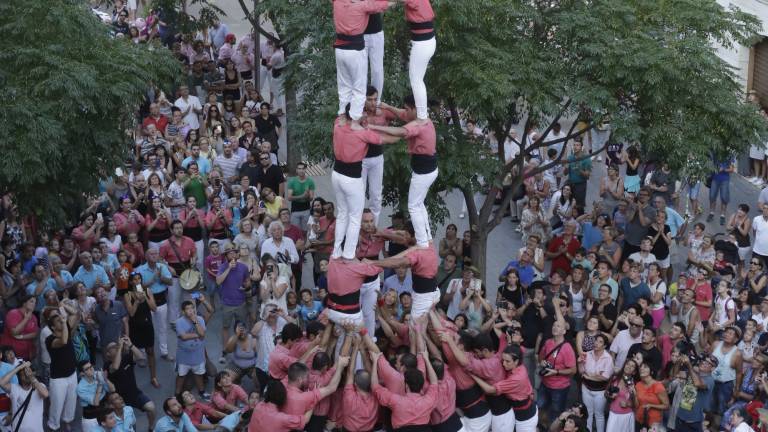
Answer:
[{"left": 368, "top": 124, "right": 408, "bottom": 137}]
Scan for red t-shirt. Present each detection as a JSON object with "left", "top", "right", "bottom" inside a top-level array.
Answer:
[
  {"left": 547, "top": 234, "right": 580, "bottom": 276},
  {"left": 538, "top": 338, "right": 576, "bottom": 390}
]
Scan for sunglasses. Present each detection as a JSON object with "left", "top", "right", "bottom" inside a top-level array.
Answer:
[
  {"left": 752, "top": 261, "right": 761, "bottom": 265},
  {"left": 630, "top": 323, "right": 644, "bottom": 328}
]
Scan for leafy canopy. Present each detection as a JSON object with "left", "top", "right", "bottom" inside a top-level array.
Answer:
[{"left": 0, "top": 0, "right": 181, "bottom": 225}]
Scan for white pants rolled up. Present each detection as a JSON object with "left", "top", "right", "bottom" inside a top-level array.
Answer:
[
  {"left": 459, "top": 410, "right": 491, "bottom": 432},
  {"left": 361, "top": 155, "right": 384, "bottom": 225},
  {"left": 491, "top": 408, "right": 516, "bottom": 432},
  {"left": 270, "top": 74, "right": 285, "bottom": 112},
  {"left": 360, "top": 279, "right": 380, "bottom": 337},
  {"left": 409, "top": 168, "right": 438, "bottom": 246},
  {"left": 260, "top": 64, "right": 271, "bottom": 95},
  {"left": 411, "top": 289, "right": 440, "bottom": 320},
  {"left": 582, "top": 386, "right": 607, "bottom": 432},
  {"left": 513, "top": 408, "right": 539, "bottom": 432},
  {"left": 326, "top": 308, "right": 364, "bottom": 328},
  {"left": 335, "top": 48, "right": 367, "bottom": 120},
  {"left": 364, "top": 31, "right": 385, "bottom": 100},
  {"left": 331, "top": 171, "right": 365, "bottom": 259},
  {"left": 82, "top": 417, "right": 99, "bottom": 432},
  {"left": 195, "top": 239, "right": 204, "bottom": 270},
  {"left": 151, "top": 301, "right": 169, "bottom": 355},
  {"left": 408, "top": 37, "right": 436, "bottom": 119},
  {"left": 47, "top": 371, "right": 77, "bottom": 430},
  {"left": 168, "top": 278, "right": 182, "bottom": 323}
]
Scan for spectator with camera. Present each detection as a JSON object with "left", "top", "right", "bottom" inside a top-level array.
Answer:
[
  {"left": 670, "top": 349, "right": 716, "bottom": 432},
  {"left": 537, "top": 306, "right": 576, "bottom": 425}
]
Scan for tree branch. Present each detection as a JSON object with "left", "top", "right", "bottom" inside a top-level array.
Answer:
[{"left": 237, "top": 0, "right": 281, "bottom": 44}]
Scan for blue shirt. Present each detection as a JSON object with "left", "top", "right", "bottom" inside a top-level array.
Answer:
[
  {"left": 0, "top": 363, "right": 18, "bottom": 395},
  {"left": 181, "top": 156, "right": 211, "bottom": 175},
  {"left": 155, "top": 413, "right": 199, "bottom": 432},
  {"left": 58, "top": 270, "right": 74, "bottom": 291},
  {"left": 676, "top": 374, "right": 714, "bottom": 422},
  {"left": 115, "top": 406, "right": 136, "bottom": 432},
  {"left": 499, "top": 260, "right": 536, "bottom": 287},
  {"left": 175, "top": 315, "right": 206, "bottom": 366},
  {"left": 74, "top": 265, "right": 110, "bottom": 292},
  {"left": 581, "top": 222, "right": 603, "bottom": 251},
  {"left": 100, "top": 254, "right": 120, "bottom": 273},
  {"left": 25, "top": 278, "right": 57, "bottom": 311},
  {"left": 619, "top": 278, "right": 650, "bottom": 310},
  {"left": 298, "top": 301, "right": 324, "bottom": 322},
  {"left": 664, "top": 207, "right": 685, "bottom": 238},
  {"left": 20, "top": 256, "right": 37, "bottom": 276},
  {"left": 383, "top": 274, "right": 413, "bottom": 296},
  {"left": 135, "top": 263, "right": 173, "bottom": 294},
  {"left": 76, "top": 376, "right": 110, "bottom": 407}
]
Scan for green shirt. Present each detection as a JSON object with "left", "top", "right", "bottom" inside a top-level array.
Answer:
[
  {"left": 287, "top": 176, "right": 315, "bottom": 212},
  {"left": 184, "top": 177, "right": 208, "bottom": 209},
  {"left": 567, "top": 153, "right": 592, "bottom": 184}
]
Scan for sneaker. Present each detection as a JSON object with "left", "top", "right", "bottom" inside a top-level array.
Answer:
[
  {"left": 514, "top": 226, "right": 522, "bottom": 233},
  {"left": 706, "top": 213, "right": 714, "bottom": 222},
  {"left": 747, "top": 176, "right": 757, "bottom": 183},
  {"left": 218, "top": 354, "right": 227, "bottom": 364},
  {"left": 459, "top": 212, "right": 465, "bottom": 219},
  {"left": 511, "top": 216, "right": 520, "bottom": 223},
  {"left": 720, "top": 215, "right": 726, "bottom": 226},
  {"left": 199, "top": 391, "right": 211, "bottom": 401}
]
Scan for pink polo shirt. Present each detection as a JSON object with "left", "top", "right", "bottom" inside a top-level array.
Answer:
[
  {"left": 113, "top": 210, "right": 145, "bottom": 237},
  {"left": 465, "top": 352, "right": 506, "bottom": 383},
  {"left": 376, "top": 355, "right": 426, "bottom": 395},
  {"left": 248, "top": 402, "right": 306, "bottom": 432},
  {"left": 441, "top": 338, "right": 475, "bottom": 391},
  {"left": 494, "top": 365, "right": 533, "bottom": 402},
  {"left": 539, "top": 339, "right": 576, "bottom": 390},
  {"left": 405, "top": 247, "right": 438, "bottom": 278},
  {"left": 159, "top": 236, "right": 196, "bottom": 267},
  {"left": 268, "top": 344, "right": 298, "bottom": 380},
  {"left": 327, "top": 258, "right": 382, "bottom": 297},
  {"left": 403, "top": 121, "right": 436, "bottom": 156},
  {"left": 333, "top": 0, "right": 390, "bottom": 36},
  {"left": 333, "top": 118, "right": 383, "bottom": 163},
  {"left": 342, "top": 385, "right": 379, "bottom": 432},
  {"left": 404, "top": 0, "right": 435, "bottom": 25},
  {"left": 364, "top": 109, "right": 398, "bottom": 127},
  {"left": 306, "top": 368, "right": 336, "bottom": 416},
  {"left": 282, "top": 383, "right": 322, "bottom": 416},
  {"left": 429, "top": 372, "right": 457, "bottom": 425},
  {"left": 355, "top": 230, "right": 389, "bottom": 259},
  {"left": 373, "top": 384, "right": 438, "bottom": 428}
]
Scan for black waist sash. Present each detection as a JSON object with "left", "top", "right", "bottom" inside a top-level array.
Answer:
[
  {"left": 455, "top": 384, "right": 488, "bottom": 418},
  {"left": 487, "top": 394, "right": 513, "bottom": 416},
  {"left": 334, "top": 160, "right": 363, "bottom": 178},
  {"left": 408, "top": 21, "right": 435, "bottom": 41},
  {"left": 334, "top": 33, "right": 365, "bottom": 50},
  {"left": 431, "top": 412, "right": 462, "bottom": 432},
  {"left": 395, "top": 425, "right": 431, "bottom": 432},
  {"left": 365, "top": 144, "right": 383, "bottom": 158},
  {"left": 412, "top": 274, "right": 437, "bottom": 294},
  {"left": 411, "top": 154, "right": 438, "bottom": 174},
  {"left": 510, "top": 397, "right": 536, "bottom": 421},
  {"left": 365, "top": 13, "right": 383, "bottom": 34},
  {"left": 183, "top": 225, "right": 203, "bottom": 241},
  {"left": 327, "top": 291, "right": 361, "bottom": 313}
]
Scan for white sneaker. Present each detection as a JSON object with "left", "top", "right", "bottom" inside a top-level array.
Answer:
[{"left": 459, "top": 212, "right": 465, "bottom": 219}]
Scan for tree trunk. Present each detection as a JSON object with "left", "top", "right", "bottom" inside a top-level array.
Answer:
[
  {"left": 254, "top": 0, "right": 260, "bottom": 91},
  {"left": 285, "top": 85, "right": 299, "bottom": 174},
  {"left": 470, "top": 228, "right": 489, "bottom": 281}
]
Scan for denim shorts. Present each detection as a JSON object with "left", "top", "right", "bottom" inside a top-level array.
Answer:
[
  {"left": 708, "top": 177, "right": 730, "bottom": 204},
  {"left": 712, "top": 380, "right": 734, "bottom": 413}
]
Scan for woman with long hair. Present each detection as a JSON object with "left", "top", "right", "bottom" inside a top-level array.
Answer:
[
  {"left": 100, "top": 219, "right": 122, "bottom": 255},
  {"left": 633, "top": 362, "right": 669, "bottom": 431},
  {"left": 212, "top": 370, "right": 248, "bottom": 414},
  {"left": 145, "top": 196, "right": 172, "bottom": 251},
  {"left": 577, "top": 334, "right": 613, "bottom": 432},
  {"left": 123, "top": 272, "right": 160, "bottom": 388},
  {"left": 599, "top": 165, "right": 624, "bottom": 212},
  {"left": 497, "top": 268, "right": 526, "bottom": 310},
  {"left": 605, "top": 359, "right": 638, "bottom": 431},
  {"left": 549, "top": 184, "right": 576, "bottom": 233},
  {"left": 223, "top": 320, "right": 259, "bottom": 386},
  {"left": 623, "top": 146, "right": 641, "bottom": 194},
  {"left": 521, "top": 196, "right": 551, "bottom": 243}
]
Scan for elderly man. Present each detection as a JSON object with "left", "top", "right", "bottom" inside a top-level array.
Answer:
[
  {"left": 73, "top": 252, "right": 110, "bottom": 294},
  {"left": 135, "top": 248, "right": 174, "bottom": 359},
  {"left": 142, "top": 103, "right": 169, "bottom": 136},
  {"left": 260, "top": 221, "right": 300, "bottom": 266}
]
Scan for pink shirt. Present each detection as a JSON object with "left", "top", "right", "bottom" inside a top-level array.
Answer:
[
  {"left": 113, "top": 210, "right": 145, "bottom": 237},
  {"left": 333, "top": 0, "right": 390, "bottom": 36},
  {"left": 465, "top": 353, "right": 506, "bottom": 383},
  {"left": 248, "top": 402, "right": 305, "bottom": 432},
  {"left": 71, "top": 224, "right": 97, "bottom": 252},
  {"left": 429, "top": 372, "right": 457, "bottom": 425},
  {"left": 373, "top": 384, "right": 438, "bottom": 428},
  {"left": 327, "top": 258, "right": 382, "bottom": 297},
  {"left": 185, "top": 400, "right": 221, "bottom": 426},
  {"left": 539, "top": 339, "right": 576, "bottom": 390},
  {"left": 441, "top": 338, "right": 476, "bottom": 390},
  {"left": 376, "top": 355, "right": 426, "bottom": 395},
  {"left": 333, "top": 118, "right": 383, "bottom": 163},
  {"left": 583, "top": 350, "right": 613, "bottom": 380},
  {"left": 180, "top": 208, "right": 206, "bottom": 228},
  {"left": 282, "top": 383, "right": 322, "bottom": 416},
  {"left": 268, "top": 344, "right": 298, "bottom": 380},
  {"left": 356, "top": 230, "right": 389, "bottom": 259},
  {"left": 405, "top": 247, "right": 438, "bottom": 278},
  {"left": 403, "top": 121, "right": 436, "bottom": 156},
  {"left": 307, "top": 368, "right": 336, "bottom": 416},
  {"left": 363, "top": 109, "right": 398, "bottom": 127},
  {"left": 212, "top": 384, "right": 248, "bottom": 411},
  {"left": 159, "top": 236, "right": 196, "bottom": 266},
  {"left": 494, "top": 365, "right": 533, "bottom": 401},
  {"left": 403, "top": 0, "right": 435, "bottom": 25},
  {"left": 342, "top": 385, "right": 379, "bottom": 432}
]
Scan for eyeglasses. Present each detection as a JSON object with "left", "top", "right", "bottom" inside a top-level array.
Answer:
[
  {"left": 751, "top": 261, "right": 760, "bottom": 265},
  {"left": 259, "top": 157, "right": 269, "bottom": 161},
  {"left": 630, "top": 323, "right": 644, "bottom": 328}
]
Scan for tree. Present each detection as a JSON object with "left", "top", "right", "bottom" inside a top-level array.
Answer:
[
  {"left": 249, "top": 0, "right": 767, "bottom": 275},
  {"left": 0, "top": 0, "right": 181, "bottom": 226}
]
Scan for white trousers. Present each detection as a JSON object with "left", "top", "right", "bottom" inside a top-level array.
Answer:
[
  {"left": 459, "top": 410, "right": 491, "bottom": 432},
  {"left": 194, "top": 239, "right": 204, "bottom": 270},
  {"left": 364, "top": 31, "right": 385, "bottom": 100},
  {"left": 168, "top": 278, "right": 182, "bottom": 323},
  {"left": 47, "top": 371, "right": 77, "bottom": 430},
  {"left": 360, "top": 279, "right": 379, "bottom": 337},
  {"left": 327, "top": 308, "right": 363, "bottom": 328},
  {"left": 411, "top": 289, "right": 440, "bottom": 320},
  {"left": 270, "top": 74, "right": 285, "bottom": 112},
  {"left": 151, "top": 301, "right": 169, "bottom": 355},
  {"left": 513, "top": 408, "right": 539, "bottom": 432},
  {"left": 491, "top": 408, "right": 516, "bottom": 432},
  {"left": 331, "top": 171, "right": 365, "bottom": 259},
  {"left": 409, "top": 168, "right": 438, "bottom": 246},
  {"left": 606, "top": 411, "right": 634, "bottom": 431},
  {"left": 260, "top": 64, "right": 272, "bottom": 96},
  {"left": 82, "top": 417, "right": 99, "bottom": 432},
  {"left": 582, "top": 386, "right": 607, "bottom": 432},
  {"left": 335, "top": 48, "right": 367, "bottom": 120},
  {"left": 408, "top": 37, "right": 436, "bottom": 119},
  {"left": 361, "top": 155, "right": 384, "bottom": 225}
]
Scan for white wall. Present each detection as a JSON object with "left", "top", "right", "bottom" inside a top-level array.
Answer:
[{"left": 716, "top": 0, "right": 768, "bottom": 89}]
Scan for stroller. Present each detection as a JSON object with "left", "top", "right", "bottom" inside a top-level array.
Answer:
[{"left": 712, "top": 233, "right": 739, "bottom": 282}]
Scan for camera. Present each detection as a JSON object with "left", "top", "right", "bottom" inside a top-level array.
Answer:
[
  {"left": 267, "top": 264, "right": 275, "bottom": 275},
  {"left": 608, "top": 385, "right": 620, "bottom": 394},
  {"left": 622, "top": 375, "right": 634, "bottom": 387},
  {"left": 538, "top": 361, "right": 553, "bottom": 376}
]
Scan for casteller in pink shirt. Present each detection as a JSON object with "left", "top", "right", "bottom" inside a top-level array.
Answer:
[{"left": 333, "top": 117, "right": 384, "bottom": 163}]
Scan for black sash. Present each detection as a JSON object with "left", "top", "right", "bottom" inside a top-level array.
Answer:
[
  {"left": 365, "top": 144, "right": 383, "bottom": 158},
  {"left": 412, "top": 274, "right": 437, "bottom": 294},
  {"left": 510, "top": 397, "right": 536, "bottom": 421},
  {"left": 183, "top": 225, "right": 203, "bottom": 242},
  {"left": 486, "top": 394, "right": 513, "bottom": 416},
  {"left": 334, "top": 160, "right": 363, "bottom": 178},
  {"left": 365, "top": 13, "right": 383, "bottom": 34},
  {"left": 431, "top": 412, "right": 462, "bottom": 432},
  {"left": 408, "top": 21, "right": 435, "bottom": 41},
  {"left": 410, "top": 154, "right": 438, "bottom": 174},
  {"left": 334, "top": 33, "right": 365, "bottom": 50},
  {"left": 327, "top": 292, "right": 361, "bottom": 314},
  {"left": 394, "top": 425, "right": 431, "bottom": 432}
]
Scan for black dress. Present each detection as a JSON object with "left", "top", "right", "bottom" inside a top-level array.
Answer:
[
  {"left": 129, "top": 300, "right": 154, "bottom": 349},
  {"left": 223, "top": 70, "right": 240, "bottom": 101}
]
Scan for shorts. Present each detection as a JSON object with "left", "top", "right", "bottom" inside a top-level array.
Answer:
[
  {"left": 750, "top": 145, "right": 766, "bottom": 160},
  {"left": 708, "top": 177, "right": 730, "bottom": 204},
  {"left": 657, "top": 254, "right": 670, "bottom": 269},
  {"left": 177, "top": 361, "right": 206, "bottom": 376},
  {"left": 221, "top": 303, "right": 247, "bottom": 329},
  {"left": 124, "top": 391, "right": 151, "bottom": 410},
  {"left": 738, "top": 246, "right": 751, "bottom": 261},
  {"left": 687, "top": 182, "right": 701, "bottom": 200}
]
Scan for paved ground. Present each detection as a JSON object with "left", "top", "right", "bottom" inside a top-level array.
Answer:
[{"left": 70, "top": 5, "right": 765, "bottom": 431}]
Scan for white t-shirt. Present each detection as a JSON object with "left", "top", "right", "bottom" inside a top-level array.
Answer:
[
  {"left": 752, "top": 215, "right": 768, "bottom": 256},
  {"left": 260, "top": 238, "right": 299, "bottom": 265},
  {"left": 753, "top": 312, "right": 768, "bottom": 335},
  {"left": 609, "top": 329, "right": 643, "bottom": 373},
  {"left": 174, "top": 96, "right": 203, "bottom": 130},
  {"left": 39, "top": 326, "right": 53, "bottom": 365},
  {"left": 10, "top": 383, "right": 46, "bottom": 432},
  {"left": 647, "top": 279, "right": 667, "bottom": 311},
  {"left": 714, "top": 295, "right": 736, "bottom": 327},
  {"left": 256, "top": 317, "right": 286, "bottom": 372},
  {"left": 628, "top": 252, "right": 657, "bottom": 281},
  {"left": 734, "top": 422, "right": 756, "bottom": 432}
]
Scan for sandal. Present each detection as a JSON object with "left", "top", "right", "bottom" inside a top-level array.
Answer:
[{"left": 151, "top": 377, "right": 161, "bottom": 388}]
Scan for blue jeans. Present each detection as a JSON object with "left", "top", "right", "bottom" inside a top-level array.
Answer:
[
  {"left": 537, "top": 385, "right": 569, "bottom": 421},
  {"left": 712, "top": 380, "right": 734, "bottom": 413},
  {"left": 708, "top": 177, "right": 730, "bottom": 204},
  {"left": 676, "top": 418, "right": 702, "bottom": 432}
]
